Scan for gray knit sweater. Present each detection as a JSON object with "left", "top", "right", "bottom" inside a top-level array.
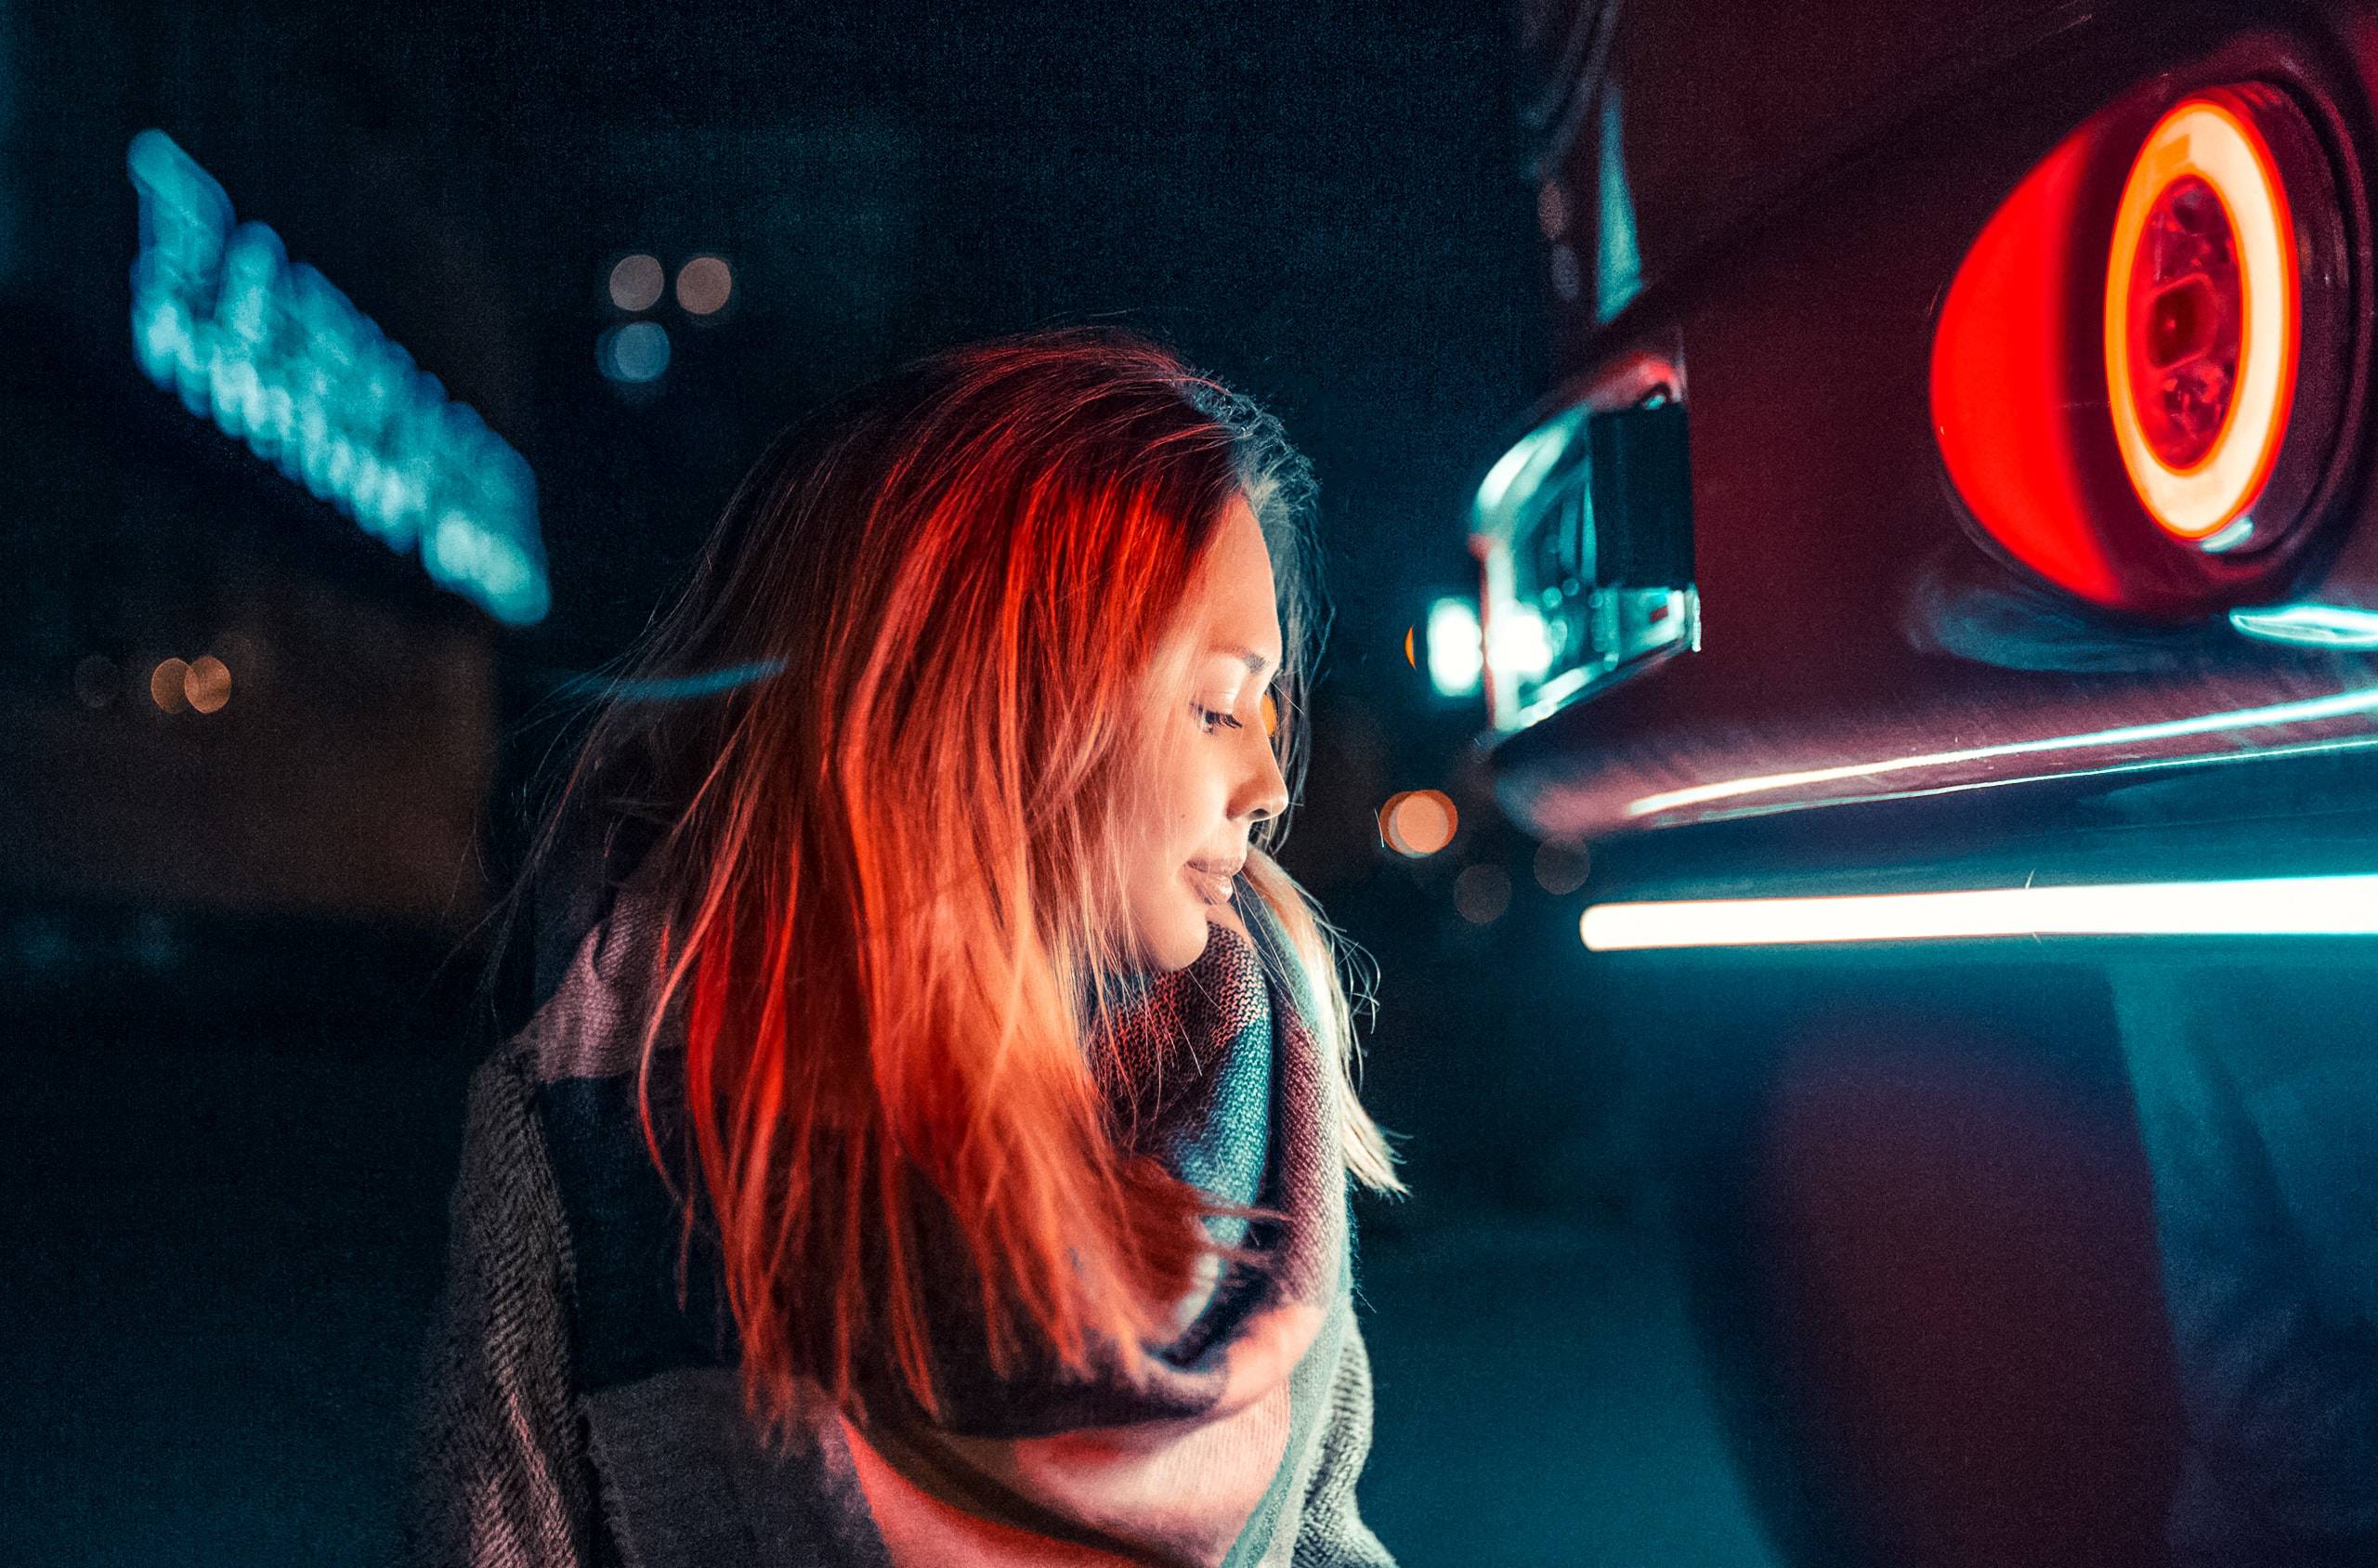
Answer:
[{"left": 400, "top": 862, "right": 1395, "bottom": 1568}]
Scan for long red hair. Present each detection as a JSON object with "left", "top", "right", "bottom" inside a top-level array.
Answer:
[{"left": 495, "top": 329, "right": 1400, "bottom": 1445}]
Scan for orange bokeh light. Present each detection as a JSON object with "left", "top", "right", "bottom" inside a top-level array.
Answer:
[
  {"left": 1379, "top": 789, "right": 1457, "bottom": 856},
  {"left": 185, "top": 654, "right": 231, "bottom": 713},
  {"left": 150, "top": 658, "right": 189, "bottom": 713},
  {"left": 676, "top": 255, "right": 733, "bottom": 315}
]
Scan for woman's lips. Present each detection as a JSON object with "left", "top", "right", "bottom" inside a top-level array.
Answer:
[{"left": 1182, "top": 865, "right": 1235, "bottom": 906}]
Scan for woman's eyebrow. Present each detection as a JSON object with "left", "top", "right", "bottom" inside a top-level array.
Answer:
[{"left": 1210, "top": 643, "right": 1276, "bottom": 680}]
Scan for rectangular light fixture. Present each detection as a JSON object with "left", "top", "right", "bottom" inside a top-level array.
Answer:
[{"left": 1579, "top": 874, "right": 2378, "bottom": 951}]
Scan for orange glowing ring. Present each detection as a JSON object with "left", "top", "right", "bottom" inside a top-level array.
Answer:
[{"left": 2105, "top": 96, "right": 2300, "bottom": 544}]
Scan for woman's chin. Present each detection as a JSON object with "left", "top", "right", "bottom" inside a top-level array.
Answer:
[
  {"left": 1130, "top": 915, "right": 1205, "bottom": 975},
  {"left": 1141, "top": 898, "right": 1247, "bottom": 973}
]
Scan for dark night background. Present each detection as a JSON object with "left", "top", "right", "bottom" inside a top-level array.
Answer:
[{"left": 0, "top": 5, "right": 1771, "bottom": 1562}]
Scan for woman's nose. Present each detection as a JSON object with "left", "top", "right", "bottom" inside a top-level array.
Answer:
[{"left": 1238, "top": 735, "right": 1288, "bottom": 823}]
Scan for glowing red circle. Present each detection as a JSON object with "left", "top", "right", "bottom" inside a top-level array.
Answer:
[{"left": 2104, "top": 97, "right": 2299, "bottom": 544}]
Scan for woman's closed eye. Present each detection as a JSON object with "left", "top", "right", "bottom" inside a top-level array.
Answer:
[{"left": 1195, "top": 704, "right": 1245, "bottom": 734}]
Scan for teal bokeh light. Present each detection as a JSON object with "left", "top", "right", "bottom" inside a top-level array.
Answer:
[
  {"left": 599, "top": 320, "right": 670, "bottom": 385},
  {"left": 125, "top": 128, "right": 550, "bottom": 626}
]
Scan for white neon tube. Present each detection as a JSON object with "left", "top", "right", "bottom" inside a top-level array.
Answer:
[{"left": 1579, "top": 874, "right": 2378, "bottom": 951}]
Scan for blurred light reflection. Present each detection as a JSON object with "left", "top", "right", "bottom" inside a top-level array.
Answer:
[
  {"left": 125, "top": 129, "right": 550, "bottom": 624},
  {"left": 1453, "top": 863, "right": 1511, "bottom": 923},
  {"left": 1381, "top": 789, "right": 1457, "bottom": 856},
  {"left": 184, "top": 655, "right": 232, "bottom": 713},
  {"left": 675, "top": 255, "right": 732, "bottom": 315},
  {"left": 608, "top": 253, "right": 664, "bottom": 311},
  {"left": 150, "top": 658, "right": 189, "bottom": 713},
  {"left": 73, "top": 655, "right": 120, "bottom": 709},
  {"left": 599, "top": 320, "right": 670, "bottom": 384}
]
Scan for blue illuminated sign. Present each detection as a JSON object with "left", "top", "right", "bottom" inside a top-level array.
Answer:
[{"left": 125, "top": 129, "right": 550, "bottom": 625}]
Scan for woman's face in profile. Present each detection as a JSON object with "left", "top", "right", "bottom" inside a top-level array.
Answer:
[{"left": 1122, "top": 494, "right": 1291, "bottom": 973}]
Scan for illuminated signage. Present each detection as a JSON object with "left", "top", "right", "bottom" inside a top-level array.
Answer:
[{"left": 125, "top": 129, "right": 550, "bottom": 625}]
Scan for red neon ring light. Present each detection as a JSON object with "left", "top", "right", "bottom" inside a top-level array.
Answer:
[{"left": 2104, "top": 96, "right": 2300, "bottom": 545}]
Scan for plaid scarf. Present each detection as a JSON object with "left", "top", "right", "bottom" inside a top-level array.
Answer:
[{"left": 404, "top": 847, "right": 1392, "bottom": 1568}]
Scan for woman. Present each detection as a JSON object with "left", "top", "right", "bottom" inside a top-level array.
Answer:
[{"left": 405, "top": 329, "right": 1405, "bottom": 1567}]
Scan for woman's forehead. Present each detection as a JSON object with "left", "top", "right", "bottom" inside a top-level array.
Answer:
[{"left": 1193, "top": 499, "right": 1283, "bottom": 660}]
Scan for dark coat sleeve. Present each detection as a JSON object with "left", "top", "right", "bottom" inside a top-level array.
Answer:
[{"left": 402, "top": 1042, "right": 609, "bottom": 1568}]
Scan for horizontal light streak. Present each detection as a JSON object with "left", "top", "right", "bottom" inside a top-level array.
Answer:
[
  {"left": 542, "top": 660, "right": 787, "bottom": 702},
  {"left": 1627, "top": 682, "right": 2378, "bottom": 818},
  {"left": 1580, "top": 874, "right": 2378, "bottom": 950}
]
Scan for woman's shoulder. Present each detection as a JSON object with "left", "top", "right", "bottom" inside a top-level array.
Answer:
[{"left": 504, "top": 891, "right": 678, "bottom": 1096}]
